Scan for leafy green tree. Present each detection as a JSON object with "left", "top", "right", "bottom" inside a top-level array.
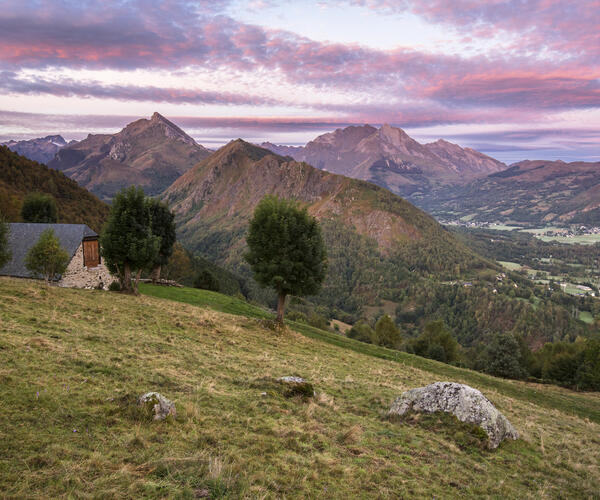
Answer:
[
  {"left": 245, "top": 195, "right": 327, "bottom": 324},
  {"left": 21, "top": 193, "right": 58, "bottom": 223},
  {"left": 0, "top": 216, "right": 11, "bottom": 268},
  {"left": 482, "top": 333, "right": 526, "bottom": 379},
  {"left": 100, "top": 187, "right": 160, "bottom": 294},
  {"left": 194, "top": 269, "right": 219, "bottom": 292},
  {"left": 24, "top": 229, "right": 69, "bottom": 283},
  {"left": 146, "top": 198, "right": 176, "bottom": 283},
  {"left": 410, "top": 320, "right": 459, "bottom": 363},
  {"left": 374, "top": 314, "right": 402, "bottom": 349},
  {"left": 347, "top": 320, "right": 376, "bottom": 344}
]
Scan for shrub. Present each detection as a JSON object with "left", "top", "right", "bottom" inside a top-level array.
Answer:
[
  {"left": 24, "top": 229, "right": 69, "bottom": 283},
  {"left": 21, "top": 193, "right": 58, "bottom": 223},
  {"left": 108, "top": 281, "right": 121, "bottom": 292}
]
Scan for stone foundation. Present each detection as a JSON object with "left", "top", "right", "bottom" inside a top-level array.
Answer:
[{"left": 59, "top": 243, "right": 114, "bottom": 290}]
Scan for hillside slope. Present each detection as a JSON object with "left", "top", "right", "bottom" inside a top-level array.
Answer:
[
  {"left": 48, "top": 113, "right": 211, "bottom": 200},
  {"left": 416, "top": 160, "right": 600, "bottom": 225},
  {"left": 0, "top": 146, "right": 109, "bottom": 232},
  {"left": 163, "top": 140, "right": 488, "bottom": 315},
  {"left": 1, "top": 278, "right": 598, "bottom": 498}
]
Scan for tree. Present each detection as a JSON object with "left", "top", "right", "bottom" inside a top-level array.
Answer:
[
  {"left": 146, "top": 198, "right": 176, "bottom": 283},
  {"left": 245, "top": 195, "right": 327, "bottom": 324},
  {"left": 194, "top": 269, "right": 219, "bottom": 291},
  {"left": 410, "top": 320, "right": 459, "bottom": 363},
  {"left": 373, "top": 314, "right": 402, "bottom": 348},
  {"left": 482, "top": 333, "right": 526, "bottom": 379},
  {"left": 24, "top": 229, "right": 69, "bottom": 283},
  {"left": 347, "top": 320, "right": 376, "bottom": 344},
  {"left": 0, "top": 216, "right": 11, "bottom": 268},
  {"left": 21, "top": 193, "right": 58, "bottom": 223},
  {"left": 100, "top": 187, "right": 160, "bottom": 294}
]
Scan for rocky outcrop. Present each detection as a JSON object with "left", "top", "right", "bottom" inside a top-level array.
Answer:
[
  {"left": 389, "top": 382, "right": 518, "bottom": 448},
  {"left": 138, "top": 392, "right": 176, "bottom": 421}
]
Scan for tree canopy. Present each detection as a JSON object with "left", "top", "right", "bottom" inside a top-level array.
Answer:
[
  {"left": 0, "top": 217, "right": 11, "bottom": 269},
  {"left": 24, "top": 228, "right": 69, "bottom": 283},
  {"left": 100, "top": 187, "right": 160, "bottom": 294},
  {"left": 146, "top": 198, "right": 176, "bottom": 282},
  {"left": 245, "top": 195, "right": 327, "bottom": 323},
  {"left": 21, "top": 193, "right": 58, "bottom": 223}
]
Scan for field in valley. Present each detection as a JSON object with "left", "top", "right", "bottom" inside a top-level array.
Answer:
[{"left": 1, "top": 278, "right": 599, "bottom": 498}]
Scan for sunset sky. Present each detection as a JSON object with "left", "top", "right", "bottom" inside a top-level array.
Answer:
[{"left": 0, "top": 0, "right": 598, "bottom": 163}]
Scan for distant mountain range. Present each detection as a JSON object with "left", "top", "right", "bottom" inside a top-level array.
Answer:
[
  {"left": 6, "top": 116, "right": 597, "bottom": 227},
  {"left": 1, "top": 135, "right": 75, "bottom": 164},
  {"left": 262, "top": 124, "right": 506, "bottom": 196},
  {"left": 416, "top": 159, "right": 600, "bottom": 225},
  {"left": 0, "top": 146, "right": 108, "bottom": 232},
  {"left": 164, "top": 139, "right": 488, "bottom": 314},
  {"left": 47, "top": 113, "right": 211, "bottom": 200}
]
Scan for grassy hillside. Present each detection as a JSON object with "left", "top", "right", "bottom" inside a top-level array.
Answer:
[
  {"left": 0, "top": 146, "right": 109, "bottom": 232},
  {"left": 1, "top": 277, "right": 599, "bottom": 498}
]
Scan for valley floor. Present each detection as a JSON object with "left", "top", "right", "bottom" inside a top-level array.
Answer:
[{"left": 1, "top": 278, "right": 599, "bottom": 498}]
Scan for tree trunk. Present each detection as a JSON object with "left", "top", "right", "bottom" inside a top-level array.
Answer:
[
  {"left": 133, "top": 269, "right": 142, "bottom": 295},
  {"left": 276, "top": 292, "right": 287, "bottom": 325},
  {"left": 122, "top": 263, "right": 133, "bottom": 293},
  {"left": 151, "top": 265, "right": 161, "bottom": 284}
]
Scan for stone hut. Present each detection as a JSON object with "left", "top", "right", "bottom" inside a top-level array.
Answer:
[{"left": 0, "top": 223, "right": 113, "bottom": 289}]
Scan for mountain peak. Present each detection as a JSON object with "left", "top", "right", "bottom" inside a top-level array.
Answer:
[
  {"left": 151, "top": 111, "right": 167, "bottom": 123},
  {"left": 143, "top": 112, "right": 197, "bottom": 146}
]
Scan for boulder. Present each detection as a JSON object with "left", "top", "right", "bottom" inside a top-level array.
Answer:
[
  {"left": 277, "top": 376, "right": 315, "bottom": 398},
  {"left": 138, "top": 392, "right": 176, "bottom": 421},
  {"left": 389, "top": 382, "right": 518, "bottom": 448}
]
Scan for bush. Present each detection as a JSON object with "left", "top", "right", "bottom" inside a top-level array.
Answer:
[
  {"left": 194, "top": 270, "right": 219, "bottom": 291},
  {"left": 347, "top": 321, "right": 376, "bottom": 344},
  {"left": 24, "top": 229, "right": 69, "bottom": 283},
  {"left": 374, "top": 314, "right": 402, "bottom": 349},
  {"left": 409, "top": 320, "right": 459, "bottom": 364},
  {"left": 108, "top": 281, "right": 121, "bottom": 292},
  {"left": 21, "top": 193, "right": 58, "bottom": 223}
]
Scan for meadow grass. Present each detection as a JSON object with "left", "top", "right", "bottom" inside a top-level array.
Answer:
[
  {"left": 1, "top": 278, "right": 599, "bottom": 498},
  {"left": 141, "top": 284, "right": 600, "bottom": 424}
]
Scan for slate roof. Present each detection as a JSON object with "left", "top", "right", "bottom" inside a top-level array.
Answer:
[{"left": 0, "top": 223, "right": 97, "bottom": 279}]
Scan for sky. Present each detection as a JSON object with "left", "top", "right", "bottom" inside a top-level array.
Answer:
[{"left": 0, "top": 0, "right": 598, "bottom": 163}]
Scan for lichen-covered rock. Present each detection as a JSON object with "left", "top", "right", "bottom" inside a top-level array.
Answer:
[
  {"left": 277, "top": 376, "right": 315, "bottom": 398},
  {"left": 138, "top": 392, "right": 176, "bottom": 421},
  {"left": 389, "top": 382, "right": 518, "bottom": 449}
]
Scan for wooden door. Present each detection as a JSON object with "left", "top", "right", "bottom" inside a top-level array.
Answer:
[{"left": 83, "top": 239, "right": 100, "bottom": 267}]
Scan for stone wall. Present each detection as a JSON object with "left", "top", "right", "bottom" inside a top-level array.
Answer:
[{"left": 59, "top": 243, "right": 114, "bottom": 290}]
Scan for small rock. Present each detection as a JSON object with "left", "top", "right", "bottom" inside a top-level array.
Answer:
[
  {"left": 389, "top": 382, "right": 518, "bottom": 449},
  {"left": 138, "top": 392, "right": 176, "bottom": 421},
  {"left": 278, "top": 376, "right": 306, "bottom": 384}
]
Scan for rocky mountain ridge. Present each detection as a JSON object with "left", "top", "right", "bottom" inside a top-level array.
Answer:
[
  {"left": 261, "top": 124, "right": 506, "bottom": 196},
  {"left": 48, "top": 113, "right": 211, "bottom": 200},
  {"left": 2, "top": 135, "right": 75, "bottom": 164}
]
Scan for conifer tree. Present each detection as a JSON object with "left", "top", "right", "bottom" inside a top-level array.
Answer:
[
  {"left": 100, "top": 187, "right": 160, "bottom": 294},
  {"left": 245, "top": 195, "right": 327, "bottom": 324},
  {"left": 146, "top": 198, "right": 176, "bottom": 283}
]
